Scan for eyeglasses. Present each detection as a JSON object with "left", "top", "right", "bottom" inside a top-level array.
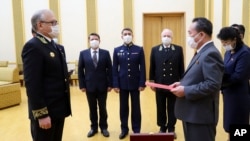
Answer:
[{"left": 40, "top": 20, "right": 58, "bottom": 26}]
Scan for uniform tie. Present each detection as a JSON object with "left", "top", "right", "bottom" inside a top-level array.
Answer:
[
  {"left": 93, "top": 51, "right": 98, "bottom": 67},
  {"left": 51, "top": 40, "right": 57, "bottom": 49}
]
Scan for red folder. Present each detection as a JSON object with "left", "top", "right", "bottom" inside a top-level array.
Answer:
[
  {"left": 145, "top": 81, "right": 173, "bottom": 90},
  {"left": 130, "top": 133, "right": 174, "bottom": 141}
]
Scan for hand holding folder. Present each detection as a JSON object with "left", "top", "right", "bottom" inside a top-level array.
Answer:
[{"left": 145, "top": 81, "right": 173, "bottom": 90}]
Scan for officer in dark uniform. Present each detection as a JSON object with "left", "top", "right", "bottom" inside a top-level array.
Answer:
[
  {"left": 149, "top": 28, "right": 184, "bottom": 139},
  {"left": 112, "top": 28, "right": 146, "bottom": 139},
  {"left": 22, "top": 9, "right": 71, "bottom": 141}
]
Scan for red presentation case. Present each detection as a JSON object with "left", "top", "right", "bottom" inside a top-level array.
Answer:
[{"left": 130, "top": 133, "right": 174, "bottom": 141}]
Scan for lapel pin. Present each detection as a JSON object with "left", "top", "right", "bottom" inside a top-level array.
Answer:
[{"left": 50, "top": 52, "right": 55, "bottom": 57}]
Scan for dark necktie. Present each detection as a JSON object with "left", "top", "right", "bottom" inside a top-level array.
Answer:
[
  {"left": 51, "top": 40, "right": 59, "bottom": 51},
  {"left": 194, "top": 51, "right": 197, "bottom": 57},
  {"left": 93, "top": 51, "right": 98, "bottom": 67},
  {"left": 51, "top": 40, "right": 56, "bottom": 47},
  {"left": 191, "top": 50, "right": 197, "bottom": 62}
]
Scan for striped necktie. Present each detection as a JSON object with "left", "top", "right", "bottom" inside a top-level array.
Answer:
[{"left": 93, "top": 51, "right": 98, "bottom": 67}]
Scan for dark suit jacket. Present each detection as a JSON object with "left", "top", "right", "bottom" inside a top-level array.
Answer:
[
  {"left": 175, "top": 42, "right": 224, "bottom": 124},
  {"left": 149, "top": 44, "right": 184, "bottom": 86},
  {"left": 112, "top": 43, "right": 146, "bottom": 90},
  {"left": 221, "top": 44, "right": 250, "bottom": 131},
  {"left": 22, "top": 34, "right": 71, "bottom": 120},
  {"left": 78, "top": 48, "right": 112, "bottom": 92}
]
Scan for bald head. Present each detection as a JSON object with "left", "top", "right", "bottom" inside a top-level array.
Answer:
[{"left": 161, "top": 29, "right": 173, "bottom": 38}]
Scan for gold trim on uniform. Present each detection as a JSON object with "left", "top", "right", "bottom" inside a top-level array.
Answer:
[
  {"left": 124, "top": 42, "right": 133, "bottom": 47},
  {"left": 32, "top": 107, "right": 49, "bottom": 119},
  {"left": 36, "top": 36, "right": 48, "bottom": 44},
  {"left": 159, "top": 44, "right": 176, "bottom": 51},
  {"left": 50, "top": 52, "right": 55, "bottom": 57}
]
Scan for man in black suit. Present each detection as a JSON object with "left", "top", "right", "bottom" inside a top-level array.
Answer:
[
  {"left": 22, "top": 9, "right": 71, "bottom": 141},
  {"left": 149, "top": 28, "right": 184, "bottom": 139},
  {"left": 78, "top": 33, "right": 112, "bottom": 138}
]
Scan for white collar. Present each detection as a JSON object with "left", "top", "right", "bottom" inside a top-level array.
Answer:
[
  {"left": 91, "top": 48, "right": 99, "bottom": 52},
  {"left": 197, "top": 40, "right": 212, "bottom": 53}
]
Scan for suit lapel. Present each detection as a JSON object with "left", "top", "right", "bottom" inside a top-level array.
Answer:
[
  {"left": 97, "top": 49, "right": 103, "bottom": 67},
  {"left": 224, "top": 52, "right": 231, "bottom": 64},
  {"left": 183, "top": 53, "right": 200, "bottom": 76}
]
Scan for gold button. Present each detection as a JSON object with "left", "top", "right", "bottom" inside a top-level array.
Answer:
[
  {"left": 170, "top": 74, "right": 172, "bottom": 76},
  {"left": 127, "top": 58, "right": 130, "bottom": 60},
  {"left": 128, "top": 69, "right": 131, "bottom": 71},
  {"left": 170, "top": 68, "right": 173, "bottom": 70},
  {"left": 163, "top": 74, "right": 166, "bottom": 77},
  {"left": 128, "top": 64, "right": 130, "bottom": 66},
  {"left": 163, "top": 69, "right": 166, "bottom": 71},
  {"left": 128, "top": 75, "right": 131, "bottom": 77},
  {"left": 169, "top": 62, "right": 172, "bottom": 64},
  {"left": 65, "top": 79, "right": 67, "bottom": 82}
]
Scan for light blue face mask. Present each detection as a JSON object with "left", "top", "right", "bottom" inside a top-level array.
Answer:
[{"left": 223, "top": 44, "right": 233, "bottom": 51}]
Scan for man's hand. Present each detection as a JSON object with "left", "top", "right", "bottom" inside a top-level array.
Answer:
[
  {"left": 107, "top": 87, "right": 112, "bottom": 92},
  {"left": 80, "top": 88, "right": 86, "bottom": 92},
  {"left": 170, "top": 85, "right": 185, "bottom": 97},
  {"left": 170, "top": 82, "right": 181, "bottom": 88},
  {"left": 138, "top": 87, "right": 145, "bottom": 91},
  {"left": 38, "top": 116, "right": 51, "bottom": 129}
]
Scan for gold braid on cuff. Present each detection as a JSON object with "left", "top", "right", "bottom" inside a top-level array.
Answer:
[{"left": 32, "top": 107, "right": 48, "bottom": 119}]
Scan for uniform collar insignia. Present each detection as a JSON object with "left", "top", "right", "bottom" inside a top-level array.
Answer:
[
  {"left": 171, "top": 45, "right": 175, "bottom": 50},
  {"left": 159, "top": 45, "right": 163, "bottom": 51},
  {"left": 159, "top": 44, "right": 175, "bottom": 51},
  {"left": 36, "top": 35, "right": 48, "bottom": 44},
  {"left": 123, "top": 42, "right": 133, "bottom": 47}
]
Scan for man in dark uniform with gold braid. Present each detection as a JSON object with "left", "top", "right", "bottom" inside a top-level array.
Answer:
[
  {"left": 22, "top": 9, "right": 71, "bottom": 141},
  {"left": 149, "top": 28, "right": 184, "bottom": 139}
]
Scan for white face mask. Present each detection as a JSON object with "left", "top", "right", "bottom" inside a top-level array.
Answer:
[
  {"left": 187, "top": 36, "right": 198, "bottom": 49},
  {"left": 123, "top": 35, "right": 132, "bottom": 44},
  {"left": 90, "top": 40, "right": 99, "bottom": 49},
  {"left": 49, "top": 25, "right": 59, "bottom": 38},
  {"left": 162, "top": 37, "right": 172, "bottom": 46},
  {"left": 223, "top": 44, "right": 233, "bottom": 51},
  {"left": 52, "top": 38, "right": 58, "bottom": 43}
]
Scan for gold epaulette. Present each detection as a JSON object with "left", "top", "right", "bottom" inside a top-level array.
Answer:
[{"left": 32, "top": 107, "right": 49, "bottom": 119}]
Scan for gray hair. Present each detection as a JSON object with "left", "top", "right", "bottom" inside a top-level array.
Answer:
[{"left": 31, "top": 9, "right": 53, "bottom": 31}]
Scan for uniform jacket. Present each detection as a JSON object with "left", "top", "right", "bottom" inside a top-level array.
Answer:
[
  {"left": 78, "top": 48, "right": 112, "bottom": 92},
  {"left": 149, "top": 44, "right": 184, "bottom": 86},
  {"left": 22, "top": 34, "right": 71, "bottom": 120},
  {"left": 221, "top": 44, "right": 250, "bottom": 131},
  {"left": 175, "top": 42, "right": 224, "bottom": 124},
  {"left": 112, "top": 43, "right": 146, "bottom": 90}
]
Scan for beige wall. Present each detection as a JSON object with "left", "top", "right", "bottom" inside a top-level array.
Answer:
[
  {"left": 0, "top": 0, "right": 15, "bottom": 62},
  {"left": 0, "top": 0, "right": 249, "bottom": 69}
]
